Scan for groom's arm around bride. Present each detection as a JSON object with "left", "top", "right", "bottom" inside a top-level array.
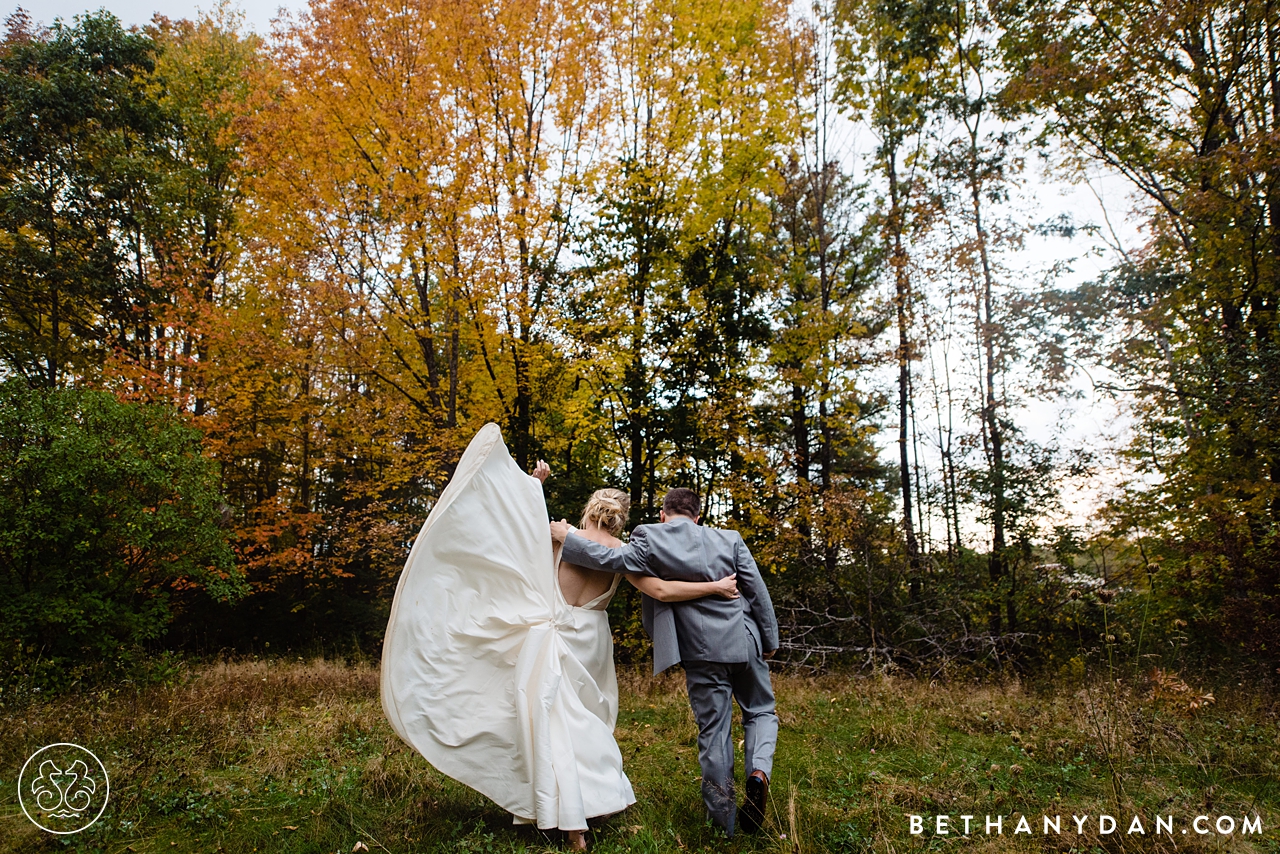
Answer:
[
  {"left": 549, "top": 489, "right": 779, "bottom": 673},
  {"left": 549, "top": 487, "right": 780, "bottom": 837}
]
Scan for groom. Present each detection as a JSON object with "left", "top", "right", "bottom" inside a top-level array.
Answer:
[{"left": 549, "top": 488, "right": 780, "bottom": 837}]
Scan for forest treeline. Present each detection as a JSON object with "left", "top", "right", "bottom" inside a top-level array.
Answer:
[{"left": 0, "top": 0, "right": 1276, "bottom": 691}]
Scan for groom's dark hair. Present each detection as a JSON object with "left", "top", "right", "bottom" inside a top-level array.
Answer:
[{"left": 662, "top": 488, "right": 700, "bottom": 520}]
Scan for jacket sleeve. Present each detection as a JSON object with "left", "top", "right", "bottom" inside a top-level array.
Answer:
[
  {"left": 734, "top": 533, "right": 779, "bottom": 653},
  {"left": 559, "top": 526, "right": 655, "bottom": 576}
]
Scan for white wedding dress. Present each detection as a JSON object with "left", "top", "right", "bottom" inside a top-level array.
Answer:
[{"left": 380, "top": 423, "right": 636, "bottom": 830}]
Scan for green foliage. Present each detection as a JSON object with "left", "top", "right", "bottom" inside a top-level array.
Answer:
[
  {"left": 0, "top": 379, "right": 242, "bottom": 692},
  {"left": 0, "top": 10, "right": 165, "bottom": 386}
]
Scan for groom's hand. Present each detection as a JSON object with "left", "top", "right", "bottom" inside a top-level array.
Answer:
[
  {"left": 763, "top": 649, "right": 777, "bottom": 661},
  {"left": 549, "top": 519, "right": 572, "bottom": 543}
]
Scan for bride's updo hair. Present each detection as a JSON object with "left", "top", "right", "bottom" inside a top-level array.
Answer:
[{"left": 580, "top": 488, "right": 630, "bottom": 536}]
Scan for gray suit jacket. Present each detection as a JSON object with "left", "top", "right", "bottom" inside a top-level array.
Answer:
[{"left": 559, "top": 515, "right": 779, "bottom": 674}]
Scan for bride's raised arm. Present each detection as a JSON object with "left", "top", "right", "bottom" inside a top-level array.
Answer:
[{"left": 626, "top": 573, "right": 738, "bottom": 602}]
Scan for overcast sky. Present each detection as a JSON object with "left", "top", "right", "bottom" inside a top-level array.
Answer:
[{"left": 10, "top": 0, "right": 301, "bottom": 33}]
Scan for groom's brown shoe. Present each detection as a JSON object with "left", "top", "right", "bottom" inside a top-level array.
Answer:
[{"left": 738, "top": 770, "right": 768, "bottom": 832}]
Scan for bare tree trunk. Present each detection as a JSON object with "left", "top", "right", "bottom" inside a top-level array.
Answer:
[
  {"left": 47, "top": 194, "right": 59, "bottom": 387},
  {"left": 627, "top": 258, "right": 649, "bottom": 524},
  {"left": 300, "top": 369, "right": 311, "bottom": 511},
  {"left": 927, "top": 302, "right": 958, "bottom": 565},
  {"left": 968, "top": 131, "right": 1008, "bottom": 633},
  {"left": 909, "top": 360, "right": 930, "bottom": 564},
  {"left": 448, "top": 252, "right": 461, "bottom": 428},
  {"left": 887, "top": 151, "right": 923, "bottom": 599}
]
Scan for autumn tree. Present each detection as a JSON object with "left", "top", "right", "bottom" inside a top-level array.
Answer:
[
  {"left": 129, "top": 9, "right": 262, "bottom": 416},
  {"left": 998, "top": 0, "right": 1280, "bottom": 663},
  {"left": 580, "top": 0, "right": 804, "bottom": 523},
  {"left": 180, "top": 0, "right": 614, "bottom": 647}
]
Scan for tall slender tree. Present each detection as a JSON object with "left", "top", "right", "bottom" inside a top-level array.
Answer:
[
  {"left": 933, "top": 0, "right": 1026, "bottom": 632},
  {"left": 836, "top": 0, "right": 946, "bottom": 598}
]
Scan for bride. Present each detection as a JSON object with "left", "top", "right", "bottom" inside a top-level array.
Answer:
[{"left": 380, "top": 423, "right": 737, "bottom": 849}]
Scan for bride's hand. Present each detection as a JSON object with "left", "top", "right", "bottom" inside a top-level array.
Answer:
[
  {"left": 712, "top": 573, "right": 739, "bottom": 599},
  {"left": 531, "top": 460, "right": 550, "bottom": 483},
  {"left": 550, "top": 519, "right": 572, "bottom": 543}
]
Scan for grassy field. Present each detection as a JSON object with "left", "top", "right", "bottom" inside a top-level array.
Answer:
[{"left": 0, "top": 657, "right": 1276, "bottom": 853}]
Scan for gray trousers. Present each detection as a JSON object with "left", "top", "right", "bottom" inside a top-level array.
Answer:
[{"left": 682, "top": 624, "right": 778, "bottom": 836}]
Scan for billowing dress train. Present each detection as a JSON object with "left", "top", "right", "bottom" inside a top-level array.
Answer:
[{"left": 380, "top": 423, "right": 636, "bottom": 830}]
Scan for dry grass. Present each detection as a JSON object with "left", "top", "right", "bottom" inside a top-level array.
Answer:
[{"left": 0, "top": 658, "right": 1276, "bottom": 853}]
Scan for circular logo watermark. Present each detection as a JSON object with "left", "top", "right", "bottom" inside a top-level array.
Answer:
[{"left": 17, "top": 743, "right": 109, "bottom": 834}]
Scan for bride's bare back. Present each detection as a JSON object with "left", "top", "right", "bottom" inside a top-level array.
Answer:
[
  {"left": 548, "top": 484, "right": 739, "bottom": 612},
  {"left": 559, "top": 524, "right": 620, "bottom": 607}
]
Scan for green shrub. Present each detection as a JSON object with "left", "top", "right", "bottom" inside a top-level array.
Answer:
[{"left": 0, "top": 379, "right": 245, "bottom": 693}]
